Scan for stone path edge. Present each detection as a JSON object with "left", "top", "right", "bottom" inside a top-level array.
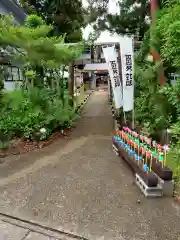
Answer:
[
  {"left": 0, "top": 212, "right": 90, "bottom": 240},
  {"left": 75, "top": 90, "right": 94, "bottom": 114}
]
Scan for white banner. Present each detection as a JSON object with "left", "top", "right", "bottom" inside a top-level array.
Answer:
[
  {"left": 102, "top": 46, "right": 123, "bottom": 108},
  {"left": 119, "top": 36, "right": 134, "bottom": 112}
]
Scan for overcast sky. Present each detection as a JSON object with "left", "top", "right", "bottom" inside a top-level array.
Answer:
[{"left": 82, "top": 0, "right": 119, "bottom": 39}]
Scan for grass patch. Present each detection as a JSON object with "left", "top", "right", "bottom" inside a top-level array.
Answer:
[{"left": 167, "top": 145, "right": 180, "bottom": 196}]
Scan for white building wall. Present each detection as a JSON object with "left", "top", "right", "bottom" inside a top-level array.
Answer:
[
  {"left": 0, "top": 3, "right": 9, "bottom": 15},
  {"left": 0, "top": 3, "right": 19, "bottom": 24},
  {"left": 0, "top": 3, "right": 24, "bottom": 90}
]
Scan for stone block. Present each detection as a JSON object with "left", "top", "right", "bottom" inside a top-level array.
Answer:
[
  {"left": 135, "top": 174, "right": 163, "bottom": 198},
  {"left": 0, "top": 220, "right": 28, "bottom": 240},
  {"left": 158, "top": 177, "right": 174, "bottom": 197}
]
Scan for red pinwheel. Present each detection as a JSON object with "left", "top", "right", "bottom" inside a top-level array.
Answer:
[
  {"left": 146, "top": 151, "right": 151, "bottom": 157},
  {"left": 146, "top": 138, "right": 151, "bottom": 145},
  {"left": 123, "top": 127, "right": 129, "bottom": 132},
  {"left": 126, "top": 128, "right": 129, "bottom": 133},
  {"left": 117, "top": 130, "right": 122, "bottom": 135},
  {"left": 139, "top": 146, "right": 143, "bottom": 151},
  {"left": 157, "top": 144, "right": 162, "bottom": 151},
  {"left": 127, "top": 139, "right": 131, "bottom": 144},
  {"left": 122, "top": 133, "right": 127, "bottom": 139},
  {"left": 141, "top": 148, "right": 146, "bottom": 155},
  {"left": 133, "top": 132, "right": 138, "bottom": 138},
  {"left": 132, "top": 131, "right": 135, "bottom": 137},
  {"left": 134, "top": 143, "right": 138, "bottom": 149}
]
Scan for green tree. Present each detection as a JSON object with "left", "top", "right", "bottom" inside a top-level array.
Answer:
[
  {"left": 85, "top": 0, "right": 109, "bottom": 33},
  {"left": 0, "top": 14, "right": 83, "bottom": 142},
  {"left": 105, "top": 0, "right": 179, "bottom": 41},
  {"left": 134, "top": 0, "right": 180, "bottom": 135},
  {"left": 106, "top": 0, "right": 150, "bottom": 40},
  {"left": 151, "top": 2, "right": 180, "bottom": 71},
  {"left": 0, "top": 15, "right": 83, "bottom": 67},
  {"left": 20, "top": 0, "right": 86, "bottom": 42}
]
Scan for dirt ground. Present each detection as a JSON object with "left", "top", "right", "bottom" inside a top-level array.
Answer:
[{"left": 0, "top": 89, "right": 180, "bottom": 240}]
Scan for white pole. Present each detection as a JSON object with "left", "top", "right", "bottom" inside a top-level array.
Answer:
[{"left": 132, "top": 36, "right": 135, "bottom": 129}]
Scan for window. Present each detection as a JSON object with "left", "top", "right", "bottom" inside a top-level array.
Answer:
[{"left": 5, "top": 66, "right": 24, "bottom": 81}]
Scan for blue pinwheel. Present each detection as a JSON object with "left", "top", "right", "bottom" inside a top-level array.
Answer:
[
  {"left": 129, "top": 150, "right": 134, "bottom": 156},
  {"left": 143, "top": 164, "right": 149, "bottom": 173}
]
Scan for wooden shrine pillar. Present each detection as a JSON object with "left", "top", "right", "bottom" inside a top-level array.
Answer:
[{"left": 68, "top": 62, "right": 75, "bottom": 107}]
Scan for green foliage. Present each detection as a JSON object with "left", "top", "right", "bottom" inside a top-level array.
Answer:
[
  {"left": 85, "top": 0, "right": 109, "bottom": 32},
  {"left": 167, "top": 142, "right": 180, "bottom": 178},
  {"left": 170, "top": 121, "right": 180, "bottom": 142},
  {"left": 134, "top": 0, "right": 180, "bottom": 135},
  {"left": 158, "top": 80, "right": 180, "bottom": 143},
  {"left": 105, "top": 0, "right": 150, "bottom": 40},
  {"left": 0, "top": 9, "right": 83, "bottom": 151},
  {"left": 132, "top": 1, "right": 180, "bottom": 186},
  {"left": 164, "top": 79, "right": 180, "bottom": 184},
  {"left": 101, "top": 0, "right": 177, "bottom": 41},
  {"left": 151, "top": 2, "right": 180, "bottom": 71},
  {"left": 20, "top": 0, "right": 86, "bottom": 42},
  {"left": 25, "top": 14, "right": 45, "bottom": 28},
  {"left": 0, "top": 15, "right": 83, "bottom": 68},
  {"left": 0, "top": 66, "right": 4, "bottom": 101},
  {"left": 0, "top": 88, "right": 77, "bottom": 141},
  {"left": 134, "top": 59, "right": 172, "bottom": 134},
  {"left": 136, "top": 30, "right": 150, "bottom": 63},
  {"left": 159, "top": 80, "right": 180, "bottom": 115}
]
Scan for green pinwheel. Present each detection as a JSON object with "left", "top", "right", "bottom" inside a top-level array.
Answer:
[{"left": 158, "top": 155, "right": 164, "bottom": 162}]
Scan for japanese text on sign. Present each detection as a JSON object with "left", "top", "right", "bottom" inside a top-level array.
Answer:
[
  {"left": 125, "top": 55, "right": 133, "bottom": 87},
  {"left": 109, "top": 60, "right": 120, "bottom": 88}
]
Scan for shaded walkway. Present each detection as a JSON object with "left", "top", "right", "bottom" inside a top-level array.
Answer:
[
  {"left": 72, "top": 90, "right": 113, "bottom": 137},
  {"left": 0, "top": 90, "right": 180, "bottom": 240}
]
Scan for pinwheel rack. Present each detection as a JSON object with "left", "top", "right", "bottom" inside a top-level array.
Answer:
[{"left": 112, "top": 135, "right": 174, "bottom": 198}]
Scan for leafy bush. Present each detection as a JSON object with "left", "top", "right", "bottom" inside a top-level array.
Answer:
[
  {"left": 167, "top": 142, "right": 180, "bottom": 179},
  {"left": 133, "top": 1, "right": 180, "bottom": 190},
  {"left": 0, "top": 87, "right": 77, "bottom": 141},
  {"left": 0, "top": 13, "right": 83, "bottom": 146},
  {"left": 134, "top": 62, "right": 172, "bottom": 135},
  {"left": 159, "top": 79, "right": 180, "bottom": 116}
]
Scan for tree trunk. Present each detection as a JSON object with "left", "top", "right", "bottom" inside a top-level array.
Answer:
[
  {"left": 68, "top": 62, "right": 74, "bottom": 107},
  {"left": 150, "top": 0, "right": 166, "bottom": 86}
]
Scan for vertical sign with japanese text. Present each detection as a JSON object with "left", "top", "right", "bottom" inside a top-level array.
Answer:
[
  {"left": 102, "top": 46, "right": 123, "bottom": 108},
  {"left": 119, "top": 36, "right": 134, "bottom": 112}
]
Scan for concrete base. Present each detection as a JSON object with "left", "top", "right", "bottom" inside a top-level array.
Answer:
[
  {"left": 153, "top": 172, "right": 174, "bottom": 197},
  {"left": 112, "top": 144, "right": 119, "bottom": 156},
  {"left": 158, "top": 177, "right": 174, "bottom": 197},
  {"left": 135, "top": 174, "right": 163, "bottom": 198}
]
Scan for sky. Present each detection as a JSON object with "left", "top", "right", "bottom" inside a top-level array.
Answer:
[{"left": 82, "top": 0, "right": 120, "bottom": 40}]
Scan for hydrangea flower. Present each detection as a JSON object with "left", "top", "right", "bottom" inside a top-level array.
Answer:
[{"left": 40, "top": 128, "right": 46, "bottom": 134}]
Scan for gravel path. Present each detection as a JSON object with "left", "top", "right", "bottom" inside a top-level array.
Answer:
[{"left": 0, "top": 90, "right": 179, "bottom": 240}]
